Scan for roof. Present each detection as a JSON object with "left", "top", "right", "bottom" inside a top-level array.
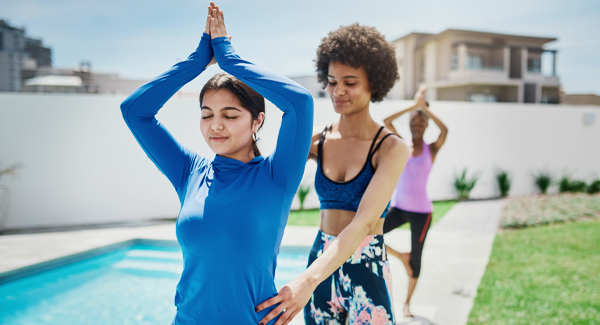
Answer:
[
  {"left": 392, "top": 29, "right": 557, "bottom": 45},
  {"left": 24, "top": 75, "right": 82, "bottom": 87}
]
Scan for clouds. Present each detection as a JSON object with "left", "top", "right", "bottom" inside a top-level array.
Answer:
[{"left": 2, "top": 0, "right": 599, "bottom": 93}]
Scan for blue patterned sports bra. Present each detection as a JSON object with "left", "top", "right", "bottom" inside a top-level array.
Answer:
[{"left": 315, "top": 125, "right": 394, "bottom": 218}]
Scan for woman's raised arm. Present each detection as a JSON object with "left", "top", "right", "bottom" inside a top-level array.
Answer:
[
  {"left": 209, "top": 8, "right": 314, "bottom": 192},
  {"left": 120, "top": 13, "right": 215, "bottom": 198}
]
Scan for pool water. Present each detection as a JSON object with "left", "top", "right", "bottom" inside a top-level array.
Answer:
[{"left": 0, "top": 244, "right": 309, "bottom": 325}]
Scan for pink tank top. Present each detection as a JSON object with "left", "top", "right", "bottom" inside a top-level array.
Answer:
[{"left": 391, "top": 141, "right": 433, "bottom": 213}]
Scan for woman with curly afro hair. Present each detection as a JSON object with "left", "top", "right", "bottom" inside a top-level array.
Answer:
[{"left": 255, "top": 24, "right": 410, "bottom": 325}]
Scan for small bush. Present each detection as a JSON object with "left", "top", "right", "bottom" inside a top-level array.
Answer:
[
  {"left": 0, "top": 164, "right": 21, "bottom": 182},
  {"left": 495, "top": 169, "right": 511, "bottom": 198},
  {"left": 532, "top": 170, "right": 553, "bottom": 194},
  {"left": 296, "top": 184, "right": 312, "bottom": 211},
  {"left": 453, "top": 168, "right": 479, "bottom": 200},
  {"left": 588, "top": 180, "right": 600, "bottom": 194},
  {"left": 559, "top": 176, "right": 588, "bottom": 193}
]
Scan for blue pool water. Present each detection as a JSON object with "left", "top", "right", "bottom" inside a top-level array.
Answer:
[{"left": 0, "top": 244, "right": 309, "bottom": 325}]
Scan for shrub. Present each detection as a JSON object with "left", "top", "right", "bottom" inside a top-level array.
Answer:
[
  {"left": 559, "top": 176, "right": 587, "bottom": 193},
  {"left": 495, "top": 169, "right": 511, "bottom": 198},
  {"left": 453, "top": 168, "right": 479, "bottom": 200},
  {"left": 296, "top": 184, "right": 312, "bottom": 211},
  {"left": 0, "top": 164, "right": 20, "bottom": 183},
  {"left": 532, "top": 170, "right": 553, "bottom": 194},
  {"left": 588, "top": 180, "right": 600, "bottom": 194}
]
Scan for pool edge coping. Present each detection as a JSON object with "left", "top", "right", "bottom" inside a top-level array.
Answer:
[
  {"left": 0, "top": 240, "right": 311, "bottom": 285},
  {"left": 0, "top": 239, "right": 177, "bottom": 285}
]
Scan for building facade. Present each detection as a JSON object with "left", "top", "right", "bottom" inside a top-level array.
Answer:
[
  {"left": 0, "top": 20, "right": 30, "bottom": 92},
  {"left": 388, "top": 29, "right": 560, "bottom": 103}
]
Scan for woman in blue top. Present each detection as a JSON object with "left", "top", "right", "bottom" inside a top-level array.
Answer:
[
  {"left": 120, "top": 4, "right": 313, "bottom": 324},
  {"left": 256, "top": 24, "right": 410, "bottom": 325}
]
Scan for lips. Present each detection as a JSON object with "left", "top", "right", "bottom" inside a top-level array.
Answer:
[
  {"left": 210, "top": 136, "right": 228, "bottom": 142},
  {"left": 333, "top": 99, "right": 350, "bottom": 105}
]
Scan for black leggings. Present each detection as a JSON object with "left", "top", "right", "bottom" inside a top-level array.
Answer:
[{"left": 383, "top": 207, "right": 431, "bottom": 278}]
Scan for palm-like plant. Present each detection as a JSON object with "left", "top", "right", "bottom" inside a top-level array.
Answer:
[
  {"left": 453, "top": 168, "right": 479, "bottom": 200},
  {"left": 0, "top": 164, "right": 20, "bottom": 182},
  {"left": 495, "top": 169, "right": 511, "bottom": 198},
  {"left": 532, "top": 170, "right": 553, "bottom": 194},
  {"left": 588, "top": 180, "right": 600, "bottom": 194},
  {"left": 296, "top": 184, "right": 312, "bottom": 211},
  {"left": 558, "top": 175, "right": 587, "bottom": 193}
]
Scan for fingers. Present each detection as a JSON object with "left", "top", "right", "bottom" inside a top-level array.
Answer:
[
  {"left": 272, "top": 307, "right": 301, "bottom": 325},
  {"left": 259, "top": 304, "right": 287, "bottom": 325},
  {"left": 210, "top": 17, "right": 217, "bottom": 37},
  {"left": 273, "top": 309, "right": 290, "bottom": 325},
  {"left": 255, "top": 295, "right": 282, "bottom": 312}
]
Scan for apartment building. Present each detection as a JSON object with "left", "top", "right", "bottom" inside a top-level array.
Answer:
[{"left": 388, "top": 29, "right": 560, "bottom": 103}]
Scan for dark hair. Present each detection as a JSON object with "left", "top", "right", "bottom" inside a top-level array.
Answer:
[
  {"left": 316, "top": 23, "right": 399, "bottom": 103},
  {"left": 410, "top": 110, "right": 429, "bottom": 122},
  {"left": 199, "top": 73, "right": 265, "bottom": 157}
]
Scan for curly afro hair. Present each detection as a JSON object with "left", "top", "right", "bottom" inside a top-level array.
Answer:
[{"left": 316, "top": 23, "right": 399, "bottom": 103}]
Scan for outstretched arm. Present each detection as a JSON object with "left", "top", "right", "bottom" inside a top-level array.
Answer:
[
  {"left": 383, "top": 104, "right": 418, "bottom": 139},
  {"left": 120, "top": 13, "right": 214, "bottom": 197},
  {"left": 420, "top": 98, "right": 448, "bottom": 157},
  {"left": 256, "top": 136, "right": 410, "bottom": 325},
  {"left": 210, "top": 6, "right": 314, "bottom": 192}
]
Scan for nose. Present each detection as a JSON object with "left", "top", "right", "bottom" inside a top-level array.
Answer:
[
  {"left": 210, "top": 116, "right": 224, "bottom": 131},
  {"left": 333, "top": 83, "right": 345, "bottom": 97}
]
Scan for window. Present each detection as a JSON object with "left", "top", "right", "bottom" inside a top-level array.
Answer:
[
  {"left": 467, "top": 54, "right": 483, "bottom": 69},
  {"left": 468, "top": 94, "right": 497, "bottom": 102},
  {"left": 527, "top": 58, "right": 541, "bottom": 73},
  {"left": 451, "top": 53, "right": 458, "bottom": 70}
]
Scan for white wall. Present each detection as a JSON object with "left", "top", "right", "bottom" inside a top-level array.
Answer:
[{"left": 1, "top": 93, "right": 598, "bottom": 229}]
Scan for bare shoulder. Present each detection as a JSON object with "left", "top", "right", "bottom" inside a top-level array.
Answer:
[
  {"left": 308, "top": 125, "right": 326, "bottom": 161},
  {"left": 378, "top": 129, "right": 409, "bottom": 160}
]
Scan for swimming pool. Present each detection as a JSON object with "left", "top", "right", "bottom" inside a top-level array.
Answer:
[{"left": 0, "top": 242, "right": 310, "bottom": 324}]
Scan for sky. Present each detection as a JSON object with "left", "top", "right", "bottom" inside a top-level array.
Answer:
[{"left": 3, "top": 0, "right": 600, "bottom": 94}]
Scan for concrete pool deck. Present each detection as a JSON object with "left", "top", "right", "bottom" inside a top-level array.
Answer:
[{"left": 0, "top": 199, "right": 503, "bottom": 325}]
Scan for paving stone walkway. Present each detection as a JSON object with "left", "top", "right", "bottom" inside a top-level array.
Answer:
[{"left": 387, "top": 199, "right": 505, "bottom": 325}]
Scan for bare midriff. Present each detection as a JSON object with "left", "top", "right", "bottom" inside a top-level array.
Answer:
[{"left": 320, "top": 209, "right": 385, "bottom": 237}]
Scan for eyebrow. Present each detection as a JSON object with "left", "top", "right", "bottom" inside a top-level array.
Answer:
[
  {"left": 327, "top": 75, "right": 358, "bottom": 79},
  {"left": 201, "top": 106, "right": 242, "bottom": 112}
]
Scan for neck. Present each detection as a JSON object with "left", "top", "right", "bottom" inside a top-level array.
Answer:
[
  {"left": 219, "top": 146, "right": 255, "bottom": 163},
  {"left": 336, "top": 104, "right": 378, "bottom": 138},
  {"left": 412, "top": 137, "right": 424, "bottom": 146}
]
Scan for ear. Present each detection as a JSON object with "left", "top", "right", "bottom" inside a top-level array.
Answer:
[{"left": 253, "top": 112, "right": 265, "bottom": 132}]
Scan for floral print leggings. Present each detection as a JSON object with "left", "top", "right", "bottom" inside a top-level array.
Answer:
[{"left": 304, "top": 230, "right": 395, "bottom": 325}]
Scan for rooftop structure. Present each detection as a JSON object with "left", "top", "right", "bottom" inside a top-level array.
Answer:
[{"left": 388, "top": 29, "right": 560, "bottom": 103}]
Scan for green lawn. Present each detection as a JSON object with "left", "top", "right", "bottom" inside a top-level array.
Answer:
[
  {"left": 287, "top": 200, "right": 457, "bottom": 227},
  {"left": 468, "top": 219, "right": 600, "bottom": 324}
]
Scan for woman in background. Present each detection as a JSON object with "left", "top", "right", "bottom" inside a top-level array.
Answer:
[{"left": 382, "top": 86, "right": 448, "bottom": 318}]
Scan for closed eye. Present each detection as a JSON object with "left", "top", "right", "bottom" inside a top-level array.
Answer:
[{"left": 201, "top": 115, "right": 213, "bottom": 119}]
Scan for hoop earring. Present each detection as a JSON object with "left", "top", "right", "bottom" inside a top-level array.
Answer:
[{"left": 252, "top": 132, "right": 258, "bottom": 141}]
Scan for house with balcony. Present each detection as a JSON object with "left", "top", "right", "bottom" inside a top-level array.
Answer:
[{"left": 388, "top": 29, "right": 560, "bottom": 103}]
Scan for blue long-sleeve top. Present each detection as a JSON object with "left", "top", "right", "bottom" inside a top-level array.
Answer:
[{"left": 120, "top": 33, "right": 314, "bottom": 325}]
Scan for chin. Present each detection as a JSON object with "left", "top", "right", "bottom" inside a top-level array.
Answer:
[{"left": 332, "top": 104, "right": 354, "bottom": 115}]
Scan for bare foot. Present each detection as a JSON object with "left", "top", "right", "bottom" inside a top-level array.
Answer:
[{"left": 403, "top": 303, "right": 413, "bottom": 318}]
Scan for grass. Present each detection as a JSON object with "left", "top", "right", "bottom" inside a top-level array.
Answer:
[
  {"left": 287, "top": 200, "right": 458, "bottom": 228},
  {"left": 500, "top": 193, "right": 600, "bottom": 229},
  {"left": 468, "top": 218, "right": 600, "bottom": 324},
  {"left": 287, "top": 209, "right": 321, "bottom": 227}
]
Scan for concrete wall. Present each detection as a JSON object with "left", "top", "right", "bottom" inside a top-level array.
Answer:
[{"left": 1, "top": 94, "right": 599, "bottom": 229}]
